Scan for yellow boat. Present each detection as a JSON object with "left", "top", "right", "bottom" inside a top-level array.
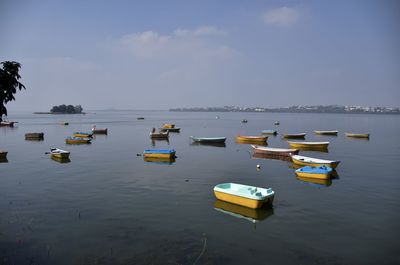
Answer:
[
  {"left": 345, "top": 133, "right": 370, "bottom": 139},
  {"left": 291, "top": 154, "right": 340, "bottom": 169},
  {"left": 282, "top": 133, "right": 306, "bottom": 139},
  {"left": 314, "top": 130, "right": 338, "bottom": 136},
  {"left": 162, "top": 123, "right": 175, "bottom": 129},
  {"left": 213, "top": 200, "right": 274, "bottom": 223},
  {"left": 51, "top": 156, "right": 71, "bottom": 163},
  {"left": 287, "top": 141, "right": 329, "bottom": 149},
  {"left": 50, "top": 148, "right": 70, "bottom": 159},
  {"left": 214, "top": 183, "right": 274, "bottom": 209},
  {"left": 143, "top": 149, "right": 176, "bottom": 159},
  {"left": 143, "top": 157, "right": 176, "bottom": 164},
  {"left": 297, "top": 176, "right": 332, "bottom": 186},
  {"left": 236, "top": 135, "right": 267, "bottom": 143},
  {"left": 65, "top": 137, "right": 91, "bottom": 144}
]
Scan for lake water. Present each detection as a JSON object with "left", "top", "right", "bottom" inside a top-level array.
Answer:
[{"left": 1, "top": 111, "right": 399, "bottom": 265}]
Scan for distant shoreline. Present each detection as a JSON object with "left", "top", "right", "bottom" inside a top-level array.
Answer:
[{"left": 33, "top": 112, "right": 86, "bottom": 115}]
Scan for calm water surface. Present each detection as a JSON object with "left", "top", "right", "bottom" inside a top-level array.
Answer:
[{"left": 1, "top": 111, "right": 399, "bottom": 264}]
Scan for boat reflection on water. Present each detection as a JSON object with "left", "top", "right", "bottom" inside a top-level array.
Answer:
[
  {"left": 296, "top": 176, "right": 332, "bottom": 187},
  {"left": 213, "top": 200, "right": 274, "bottom": 224},
  {"left": 0, "top": 157, "right": 8, "bottom": 163},
  {"left": 51, "top": 156, "right": 71, "bottom": 164},
  {"left": 294, "top": 146, "right": 329, "bottom": 153},
  {"left": 252, "top": 152, "right": 292, "bottom": 162},
  {"left": 190, "top": 142, "right": 226, "bottom": 148},
  {"left": 151, "top": 139, "right": 169, "bottom": 146},
  {"left": 143, "top": 156, "right": 176, "bottom": 164}
]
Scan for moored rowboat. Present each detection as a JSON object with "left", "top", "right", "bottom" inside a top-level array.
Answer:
[
  {"left": 73, "top": 132, "right": 93, "bottom": 138},
  {"left": 65, "top": 137, "right": 91, "bottom": 144},
  {"left": 251, "top": 145, "right": 299, "bottom": 157},
  {"left": 345, "top": 133, "right": 370, "bottom": 139},
  {"left": 295, "top": 166, "right": 333, "bottom": 180},
  {"left": 160, "top": 127, "right": 181, "bottom": 132},
  {"left": 0, "top": 121, "right": 16, "bottom": 127},
  {"left": 25, "top": 132, "right": 44, "bottom": 140},
  {"left": 236, "top": 135, "right": 267, "bottom": 143},
  {"left": 190, "top": 136, "right": 226, "bottom": 143},
  {"left": 150, "top": 129, "right": 169, "bottom": 139},
  {"left": 92, "top": 126, "right": 108, "bottom": 134},
  {"left": 314, "top": 130, "right": 338, "bottom": 136},
  {"left": 0, "top": 150, "right": 8, "bottom": 159},
  {"left": 214, "top": 183, "right": 275, "bottom": 209},
  {"left": 282, "top": 133, "right": 306, "bottom": 139},
  {"left": 261, "top": 130, "right": 277, "bottom": 135},
  {"left": 50, "top": 148, "right": 70, "bottom": 159},
  {"left": 143, "top": 149, "right": 176, "bottom": 159},
  {"left": 291, "top": 154, "right": 340, "bottom": 169},
  {"left": 287, "top": 141, "right": 329, "bottom": 149}
]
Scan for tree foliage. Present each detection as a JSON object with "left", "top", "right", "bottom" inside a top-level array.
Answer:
[
  {"left": 0, "top": 61, "right": 26, "bottom": 121},
  {"left": 50, "top": 104, "right": 83, "bottom": 113}
]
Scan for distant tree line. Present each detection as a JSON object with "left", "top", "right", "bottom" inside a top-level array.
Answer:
[{"left": 50, "top": 104, "right": 83, "bottom": 113}]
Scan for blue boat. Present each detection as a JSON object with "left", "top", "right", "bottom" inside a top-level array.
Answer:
[
  {"left": 295, "top": 166, "right": 333, "bottom": 180},
  {"left": 143, "top": 149, "right": 176, "bottom": 159}
]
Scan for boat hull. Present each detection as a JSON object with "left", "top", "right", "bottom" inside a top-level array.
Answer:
[
  {"left": 160, "top": 128, "right": 180, "bottom": 132},
  {"left": 25, "top": 132, "right": 44, "bottom": 140},
  {"left": 291, "top": 157, "right": 340, "bottom": 169},
  {"left": 345, "top": 133, "right": 369, "bottom": 139},
  {"left": 0, "top": 121, "right": 15, "bottom": 127},
  {"left": 214, "top": 191, "right": 273, "bottom": 209},
  {"left": 252, "top": 145, "right": 299, "bottom": 157},
  {"left": 295, "top": 171, "right": 330, "bottom": 180},
  {"left": 73, "top": 133, "right": 93, "bottom": 138},
  {"left": 288, "top": 141, "right": 329, "bottom": 149},
  {"left": 282, "top": 133, "right": 306, "bottom": 139},
  {"left": 65, "top": 138, "right": 91, "bottom": 144},
  {"left": 92, "top": 129, "right": 108, "bottom": 134},
  {"left": 314, "top": 131, "right": 338, "bottom": 136},
  {"left": 236, "top": 135, "right": 267, "bottom": 143},
  {"left": 261, "top": 130, "right": 277, "bottom": 135}
]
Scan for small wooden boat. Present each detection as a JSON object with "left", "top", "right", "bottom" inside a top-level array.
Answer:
[
  {"left": 25, "top": 132, "right": 44, "bottom": 140},
  {"left": 190, "top": 136, "right": 226, "bottom": 143},
  {"left": 274, "top": 121, "right": 280, "bottom": 125},
  {"left": 73, "top": 132, "right": 93, "bottom": 138},
  {"left": 291, "top": 154, "right": 340, "bottom": 169},
  {"left": 241, "top": 119, "right": 248, "bottom": 123},
  {"left": 251, "top": 145, "right": 299, "bottom": 157},
  {"left": 0, "top": 150, "right": 8, "bottom": 159},
  {"left": 143, "top": 157, "right": 176, "bottom": 164},
  {"left": 214, "top": 200, "right": 274, "bottom": 223},
  {"left": 297, "top": 176, "right": 332, "bottom": 187},
  {"left": 50, "top": 148, "right": 70, "bottom": 159},
  {"left": 282, "top": 133, "right": 306, "bottom": 139},
  {"left": 0, "top": 121, "right": 15, "bottom": 127},
  {"left": 92, "top": 126, "right": 108, "bottom": 134},
  {"left": 295, "top": 166, "right": 333, "bottom": 180},
  {"left": 160, "top": 127, "right": 181, "bottom": 133},
  {"left": 150, "top": 128, "right": 169, "bottom": 139},
  {"left": 61, "top": 122, "right": 69, "bottom": 125},
  {"left": 137, "top": 117, "right": 145, "bottom": 120},
  {"left": 252, "top": 152, "right": 292, "bottom": 162},
  {"left": 214, "top": 183, "right": 275, "bottom": 209},
  {"left": 345, "top": 133, "right": 370, "bottom": 139},
  {"left": 314, "top": 130, "right": 338, "bottom": 136},
  {"left": 261, "top": 130, "right": 277, "bottom": 135},
  {"left": 287, "top": 141, "right": 329, "bottom": 149},
  {"left": 236, "top": 135, "right": 267, "bottom": 143},
  {"left": 162, "top": 123, "right": 175, "bottom": 128},
  {"left": 65, "top": 137, "right": 91, "bottom": 144},
  {"left": 143, "top": 149, "right": 176, "bottom": 159}
]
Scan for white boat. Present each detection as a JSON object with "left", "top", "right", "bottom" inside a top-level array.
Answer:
[
  {"left": 251, "top": 145, "right": 299, "bottom": 156},
  {"left": 291, "top": 154, "right": 340, "bottom": 169},
  {"left": 50, "top": 148, "right": 70, "bottom": 159}
]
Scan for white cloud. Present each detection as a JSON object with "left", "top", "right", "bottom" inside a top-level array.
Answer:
[
  {"left": 173, "top": 26, "right": 227, "bottom": 37},
  {"left": 262, "top": 7, "right": 299, "bottom": 27},
  {"left": 117, "top": 26, "right": 232, "bottom": 58}
]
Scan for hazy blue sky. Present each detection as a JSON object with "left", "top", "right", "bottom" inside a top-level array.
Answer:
[{"left": 1, "top": 0, "right": 399, "bottom": 111}]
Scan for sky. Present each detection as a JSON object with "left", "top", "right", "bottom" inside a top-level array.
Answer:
[{"left": 1, "top": 0, "right": 399, "bottom": 111}]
